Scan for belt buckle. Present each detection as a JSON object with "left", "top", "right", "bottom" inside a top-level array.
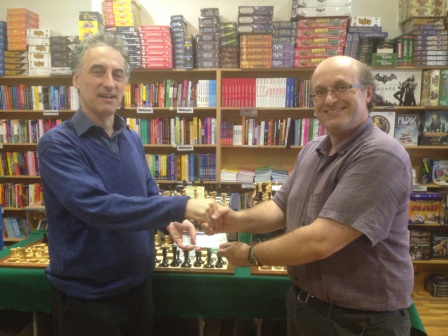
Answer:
[{"left": 297, "top": 290, "right": 311, "bottom": 303}]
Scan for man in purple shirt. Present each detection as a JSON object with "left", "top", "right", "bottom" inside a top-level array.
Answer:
[{"left": 204, "top": 56, "right": 414, "bottom": 335}]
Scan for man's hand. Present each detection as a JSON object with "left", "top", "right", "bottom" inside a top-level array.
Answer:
[
  {"left": 185, "top": 199, "right": 218, "bottom": 224},
  {"left": 201, "top": 205, "right": 238, "bottom": 235},
  {"left": 166, "top": 219, "right": 196, "bottom": 251},
  {"left": 217, "top": 242, "right": 251, "bottom": 267}
]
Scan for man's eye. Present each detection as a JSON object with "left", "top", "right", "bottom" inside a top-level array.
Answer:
[
  {"left": 315, "top": 90, "right": 327, "bottom": 96},
  {"left": 335, "top": 84, "right": 350, "bottom": 92}
]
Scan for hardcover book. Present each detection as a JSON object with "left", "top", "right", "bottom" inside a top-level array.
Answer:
[
  {"left": 371, "top": 69, "right": 422, "bottom": 106},
  {"left": 394, "top": 113, "right": 419, "bottom": 146},
  {"left": 421, "top": 110, "right": 448, "bottom": 145},
  {"left": 370, "top": 111, "right": 396, "bottom": 137}
]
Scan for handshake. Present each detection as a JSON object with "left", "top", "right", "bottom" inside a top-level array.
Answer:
[{"left": 166, "top": 197, "right": 251, "bottom": 267}]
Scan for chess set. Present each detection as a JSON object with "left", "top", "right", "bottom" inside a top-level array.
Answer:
[
  {"left": 0, "top": 237, "right": 49, "bottom": 269},
  {"left": 153, "top": 231, "right": 235, "bottom": 275}
]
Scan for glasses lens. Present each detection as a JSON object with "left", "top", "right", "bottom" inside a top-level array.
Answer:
[{"left": 335, "top": 84, "right": 350, "bottom": 93}]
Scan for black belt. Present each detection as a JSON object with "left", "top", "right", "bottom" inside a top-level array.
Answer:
[{"left": 291, "top": 285, "right": 365, "bottom": 334}]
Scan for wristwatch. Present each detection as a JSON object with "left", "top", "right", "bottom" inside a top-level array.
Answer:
[{"left": 248, "top": 245, "right": 262, "bottom": 266}]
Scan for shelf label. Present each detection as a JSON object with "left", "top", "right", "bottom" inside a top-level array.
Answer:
[
  {"left": 241, "top": 183, "right": 254, "bottom": 189},
  {"left": 137, "top": 107, "right": 154, "bottom": 114},
  {"left": 43, "top": 110, "right": 59, "bottom": 116},
  {"left": 412, "top": 184, "right": 428, "bottom": 192},
  {"left": 177, "top": 107, "right": 194, "bottom": 114},
  {"left": 240, "top": 108, "right": 258, "bottom": 117},
  {"left": 177, "top": 145, "right": 194, "bottom": 151}
]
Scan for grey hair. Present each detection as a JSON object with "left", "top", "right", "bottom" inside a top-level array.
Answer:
[
  {"left": 70, "top": 33, "right": 131, "bottom": 81},
  {"left": 356, "top": 61, "right": 377, "bottom": 112}
]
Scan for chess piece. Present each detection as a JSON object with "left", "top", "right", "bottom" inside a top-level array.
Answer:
[
  {"left": 181, "top": 250, "right": 191, "bottom": 268},
  {"left": 160, "top": 247, "right": 169, "bottom": 267},
  {"left": 215, "top": 255, "right": 224, "bottom": 269},
  {"left": 165, "top": 234, "right": 173, "bottom": 246},
  {"left": 193, "top": 250, "right": 203, "bottom": 267},
  {"left": 176, "top": 249, "right": 182, "bottom": 264},
  {"left": 155, "top": 230, "right": 162, "bottom": 247},
  {"left": 220, "top": 192, "right": 228, "bottom": 206},
  {"left": 170, "top": 245, "right": 180, "bottom": 267},
  {"left": 204, "top": 248, "right": 214, "bottom": 268},
  {"left": 155, "top": 246, "right": 160, "bottom": 263}
]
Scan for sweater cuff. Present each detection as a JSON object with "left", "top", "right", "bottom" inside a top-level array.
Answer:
[{"left": 168, "top": 195, "right": 190, "bottom": 223}]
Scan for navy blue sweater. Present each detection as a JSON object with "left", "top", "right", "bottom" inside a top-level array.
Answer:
[{"left": 37, "top": 111, "right": 189, "bottom": 299}]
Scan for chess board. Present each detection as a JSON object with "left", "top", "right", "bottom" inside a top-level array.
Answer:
[
  {"left": 251, "top": 265, "right": 288, "bottom": 276},
  {"left": 0, "top": 239, "right": 49, "bottom": 269},
  {"left": 154, "top": 245, "right": 235, "bottom": 275}
]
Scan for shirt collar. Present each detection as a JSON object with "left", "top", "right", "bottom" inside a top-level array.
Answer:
[
  {"left": 71, "top": 109, "right": 128, "bottom": 137},
  {"left": 316, "top": 118, "right": 373, "bottom": 157}
]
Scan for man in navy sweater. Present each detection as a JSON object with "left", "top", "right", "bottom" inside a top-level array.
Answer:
[{"left": 37, "top": 33, "right": 218, "bottom": 336}]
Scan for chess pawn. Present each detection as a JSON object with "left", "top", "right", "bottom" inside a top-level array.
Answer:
[
  {"left": 160, "top": 247, "right": 169, "bottom": 267},
  {"left": 210, "top": 191, "right": 217, "bottom": 200},
  {"left": 204, "top": 248, "right": 214, "bottom": 268},
  {"left": 170, "top": 245, "right": 180, "bottom": 267},
  {"left": 155, "top": 230, "right": 162, "bottom": 247},
  {"left": 163, "top": 190, "right": 171, "bottom": 197},
  {"left": 165, "top": 234, "right": 173, "bottom": 246},
  {"left": 215, "top": 255, "right": 224, "bottom": 269},
  {"left": 181, "top": 250, "right": 191, "bottom": 268},
  {"left": 220, "top": 192, "right": 228, "bottom": 206},
  {"left": 193, "top": 250, "right": 203, "bottom": 267}
]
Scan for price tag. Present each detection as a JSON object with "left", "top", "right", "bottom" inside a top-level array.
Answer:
[
  {"left": 177, "top": 145, "right": 194, "bottom": 151},
  {"left": 43, "top": 110, "right": 59, "bottom": 116},
  {"left": 177, "top": 107, "right": 194, "bottom": 114},
  {"left": 137, "top": 107, "right": 153, "bottom": 114},
  {"left": 241, "top": 183, "right": 254, "bottom": 189},
  {"left": 240, "top": 108, "right": 257, "bottom": 117}
]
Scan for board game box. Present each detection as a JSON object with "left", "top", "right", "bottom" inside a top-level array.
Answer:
[
  {"left": 421, "top": 110, "right": 448, "bottom": 145},
  {"left": 394, "top": 113, "right": 419, "bottom": 146},
  {"left": 370, "top": 111, "right": 396, "bottom": 137},
  {"left": 372, "top": 69, "right": 422, "bottom": 106}
]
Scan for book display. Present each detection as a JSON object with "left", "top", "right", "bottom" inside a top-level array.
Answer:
[{"left": 1, "top": 66, "right": 448, "bottom": 300}]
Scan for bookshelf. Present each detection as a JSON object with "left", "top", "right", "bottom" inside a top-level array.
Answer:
[{"left": 1, "top": 67, "right": 448, "bottom": 299}]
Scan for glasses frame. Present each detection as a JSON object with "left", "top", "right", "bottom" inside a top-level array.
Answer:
[{"left": 310, "top": 83, "right": 365, "bottom": 100}]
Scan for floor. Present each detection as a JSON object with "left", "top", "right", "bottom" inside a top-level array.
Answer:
[
  {"left": 1, "top": 300, "right": 447, "bottom": 336},
  {"left": 413, "top": 299, "right": 448, "bottom": 336}
]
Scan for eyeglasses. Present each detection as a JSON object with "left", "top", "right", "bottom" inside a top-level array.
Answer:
[{"left": 310, "top": 83, "right": 365, "bottom": 100}]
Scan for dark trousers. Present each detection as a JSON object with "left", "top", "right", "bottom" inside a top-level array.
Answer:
[
  {"left": 285, "top": 285, "right": 411, "bottom": 336},
  {"left": 51, "top": 276, "right": 154, "bottom": 336}
]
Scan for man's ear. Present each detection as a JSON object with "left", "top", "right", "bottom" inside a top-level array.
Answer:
[{"left": 72, "top": 73, "right": 79, "bottom": 89}]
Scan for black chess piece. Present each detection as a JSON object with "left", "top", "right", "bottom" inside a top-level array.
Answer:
[
  {"left": 160, "top": 247, "right": 169, "bottom": 267},
  {"left": 176, "top": 249, "right": 182, "bottom": 264},
  {"left": 215, "top": 255, "right": 224, "bottom": 269},
  {"left": 193, "top": 250, "right": 202, "bottom": 267},
  {"left": 204, "top": 248, "right": 214, "bottom": 268},
  {"left": 170, "top": 245, "right": 180, "bottom": 267},
  {"left": 181, "top": 250, "right": 191, "bottom": 268}
]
